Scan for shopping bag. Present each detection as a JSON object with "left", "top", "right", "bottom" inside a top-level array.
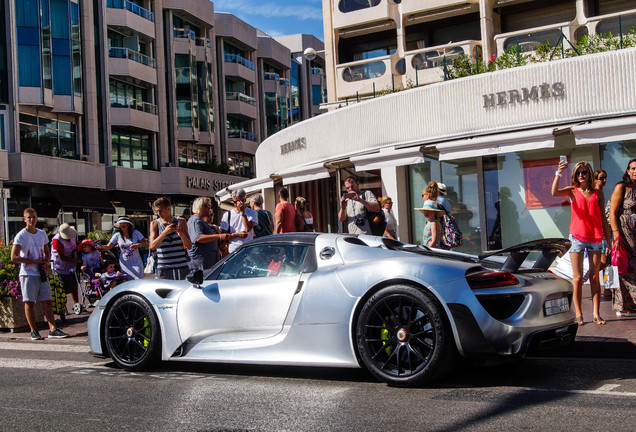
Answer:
[
  {"left": 144, "top": 254, "right": 155, "bottom": 275},
  {"left": 603, "top": 265, "right": 621, "bottom": 290},
  {"left": 611, "top": 242, "right": 629, "bottom": 274},
  {"left": 553, "top": 249, "right": 589, "bottom": 282}
]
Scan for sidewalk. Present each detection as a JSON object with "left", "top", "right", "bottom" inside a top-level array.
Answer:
[{"left": 1, "top": 294, "right": 635, "bottom": 358}]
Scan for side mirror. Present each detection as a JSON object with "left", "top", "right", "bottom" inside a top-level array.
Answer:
[{"left": 186, "top": 270, "right": 203, "bottom": 286}]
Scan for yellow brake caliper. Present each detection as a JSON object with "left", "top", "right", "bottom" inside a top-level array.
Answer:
[
  {"left": 381, "top": 317, "right": 393, "bottom": 355},
  {"left": 143, "top": 318, "right": 150, "bottom": 348}
]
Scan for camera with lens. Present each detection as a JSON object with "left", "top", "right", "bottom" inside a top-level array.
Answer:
[{"left": 354, "top": 216, "right": 365, "bottom": 227}]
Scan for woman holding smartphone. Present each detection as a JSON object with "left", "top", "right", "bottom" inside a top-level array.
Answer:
[{"left": 552, "top": 160, "right": 611, "bottom": 326}]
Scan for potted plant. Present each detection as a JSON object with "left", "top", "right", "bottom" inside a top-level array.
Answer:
[{"left": 0, "top": 243, "right": 44, "bottom": 331}]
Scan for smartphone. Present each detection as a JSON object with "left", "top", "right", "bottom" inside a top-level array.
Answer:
[{"left": 559, "top": 155, "right": 567, "bottom": 164}]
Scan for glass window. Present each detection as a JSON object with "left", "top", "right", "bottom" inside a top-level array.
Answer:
[
  {"left": 600, "top": 140, "right": 636, "bottom": 193},
  {"left": 482, "top": 138, "right": 594, "bottom": 250},
  {"left": 409, "top": 157, "right": 481, "bottom": 255},
  {"left": 218, "top": 244, "right": 309, "bottom": 280},
  {"left": 111, "top": 130, "right": 153, "bottom": 169},
  {"left": 19, "top": 113, "right": 76, "bottom": 158},
  {"left": 17, "top": 44, "right": 42, "bottom": 87}
]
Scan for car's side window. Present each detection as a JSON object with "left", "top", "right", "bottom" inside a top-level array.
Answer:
[{"left": 217, "top": 244, "right": 309, "bottom": 280}]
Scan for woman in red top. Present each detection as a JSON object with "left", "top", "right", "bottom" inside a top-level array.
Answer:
[{"left": 552, "top": 161, "right": 611, "bottom": 326}]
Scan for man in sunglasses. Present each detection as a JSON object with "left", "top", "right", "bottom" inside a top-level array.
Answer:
[{"left": 220, "top": 189, "right": 257, "bottom": 254}]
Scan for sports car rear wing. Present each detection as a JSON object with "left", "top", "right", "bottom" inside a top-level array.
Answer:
[{"left": 477, "top": 238, "right": 570, "bottom": 273}]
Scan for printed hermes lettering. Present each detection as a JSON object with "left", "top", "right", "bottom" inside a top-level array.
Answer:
[{"left": 483, "top": 82, "right": 565, "bottom": 109}]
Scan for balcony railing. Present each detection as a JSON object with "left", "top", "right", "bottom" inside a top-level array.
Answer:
[
  {"left": 264, "top": 72, "right": 280, "bottom": 81},
  {"left": 196, "top": 37, "right": 211, "bottom": 48},
  {"left": 311, "top": 67, "right": 325, "bottom": 76},
  {"left": 107, "top": 0, "right": 154, "bottom": 22},
  {"left": 279, "top": 78, "right": 290, "bottom": 86},
  {"left": 226, "top": 92, "right": 256, "bottom": 106},
  {"left": 110, "top": 96, "right": 158, "bottom": 115},
  {"left": 227, "top": 129, "right": 258, "bottom": 142},
  {"left": 109, "top": 47, "right": 156, "bottom": 68},
  {"left": 224, "top": 53, "right": 255, "bottom": 71},
  {"left": 340, "top": 57, "right": 389, "bottom": 82},
  {"left": 173, "top": 27, "right": 196, "bottom": 40}
]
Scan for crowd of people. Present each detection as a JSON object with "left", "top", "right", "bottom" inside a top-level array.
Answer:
[{"left": 12, "top": 163, "right": 635, "bottom": 340}]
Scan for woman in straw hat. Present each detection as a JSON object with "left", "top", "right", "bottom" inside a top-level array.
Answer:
[
  {"left": 416, "top": 200, "right": 445, "bottom": 248},
  {"left": 51, "top": 223, "right": 83, "bottom": 312},
  {"left": 99, "top": 216, "right": 148, "bottom": 280}
]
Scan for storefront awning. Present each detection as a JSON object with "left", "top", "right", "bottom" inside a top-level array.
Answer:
[
  {"left": 436, "top": 127, "right": 556, "bottom": 161},
  {"left": 280, "top": 162, "right": 331, "bottom": 185},
  {"left": 109, "top": 191, "right": 153, "bottom": 215},
  {"left": 572, "top": 116, "right": 636, "bottom": 145},
  {"left": 215, "top": 176, "right": 274, "bottom": 202},
  {"left": 49, "top": 186, "right": 116, "bottom": 214},
  {"left": 351, "top": 146, "right": 426, "bottom": 172}
]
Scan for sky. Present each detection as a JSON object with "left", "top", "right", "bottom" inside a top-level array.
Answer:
[{"left": 212, "top": 0, "right": 325, "bottom": 41}]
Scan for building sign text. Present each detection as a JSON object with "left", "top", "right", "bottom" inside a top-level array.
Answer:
[
  {"left": 483, "top": 82, "right": 565, "bottom": 109},
  {"left": 280, "top": 137, "right": 307, "bottom": 155}
]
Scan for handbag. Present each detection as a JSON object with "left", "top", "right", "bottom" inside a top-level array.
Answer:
[
  {"left": 553, "top": 248, "right": 590, "bottom": 282},
  {"left": 611, "top": 241, "right": 629, "bottom": 274},
  {"left": 603, "top": 265, "right": 621, "bottom": 290},
  {"left": 144, "top": 254, "right": 155, "bottom": 275}
]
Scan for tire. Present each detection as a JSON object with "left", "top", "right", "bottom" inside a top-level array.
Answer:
[
  {"left": 356, "top": 285, "right": 456, "bottom": 387},
  {"left": 103, "top": 294, "right": 161, "bottom": 371}
]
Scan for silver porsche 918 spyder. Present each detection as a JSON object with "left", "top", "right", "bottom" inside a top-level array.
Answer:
[{"left": 88, "top": 233, "right": 577, "bottom": 387}]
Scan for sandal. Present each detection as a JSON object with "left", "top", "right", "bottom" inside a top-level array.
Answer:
[
  {"left": 576, "top": 316, "right": 584, "bottom": 326},
  {"left": 593, "top": 316, "right": 606, "bottom": 325}
]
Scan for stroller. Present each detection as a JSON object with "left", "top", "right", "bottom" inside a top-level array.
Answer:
[{"left": 73, "top": 267, "right": 106, "bottom": 314}]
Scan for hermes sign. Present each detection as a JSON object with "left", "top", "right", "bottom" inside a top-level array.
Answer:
[
  {"left": 483, "top": 82, "right": 565, "bottom": 109},
  {"left": 280, "top": 137, "right": 307, "bottom": 155}
]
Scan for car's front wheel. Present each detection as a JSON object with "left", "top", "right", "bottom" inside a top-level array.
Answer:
[
  {"left": 356, "top": 285, "right": 455, "bottom": 387},
  {"left": 104, "top": 294, "right": 161, "bottom": 371}
]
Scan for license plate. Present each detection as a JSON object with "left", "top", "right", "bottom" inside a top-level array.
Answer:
[{"left": 544, "top": 297, "right": 570, "bottom": 316}]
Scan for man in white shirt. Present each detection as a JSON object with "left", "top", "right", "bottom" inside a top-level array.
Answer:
[
  {"left": 220, "top": 189, "right": 257, "bottom": 254},
  {"left": 11, "top": 208, "right": 69, "bottom": 340}
]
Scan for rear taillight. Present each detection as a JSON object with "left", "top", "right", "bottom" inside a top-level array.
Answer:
[{"left": 467, "top": 271, "right": 519, "bottom": 289}]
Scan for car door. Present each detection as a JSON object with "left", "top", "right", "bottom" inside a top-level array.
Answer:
[{"left": 176, "top": 243, "right": 310, "bottom": 343}]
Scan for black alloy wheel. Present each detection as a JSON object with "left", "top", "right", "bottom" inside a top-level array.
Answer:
[
  {"left": 104, "top": 294, "right": 160, "bottom": 371},
  {"left": 356, "top": 285, "right": 454, "bottom": 387}
]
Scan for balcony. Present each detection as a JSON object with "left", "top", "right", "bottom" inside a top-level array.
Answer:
[
  {"left": 494, "top": 22, "right": 575, "bottom": 57},
  {"left": 223, "top": 53, "right": 256, "bottom": 83},
  {"left": 106, "top": 0, "right": 155, "bottom": 38},
  {"left": 110, "top": 96, "right": 159, "bottom": 132},
  {"left": 108, "top": 47, "right": 157, "bottom": 84},
  {"left": 332, "top": 0, "right": 389, "bottom": 31},
  {"left": 405, "top": 40, "right": 481, "bottom": 87},
  {"left": 8, "top": 153, "right": 105, "bottom": 189},
  {"left": 577, "top": 8, "right": 636, "bottom": 40},
  {"left": 335, "top": 54, "right": 392, "bottom": 99},
  {"left": 226, "top": 92, "right": 257, "bottom": 119},
  {"left": 402, "top": 1, "right": 480, "bottom": 25},
  {"left": 227, "top": 130, "right": 259, "bottom": 155}
]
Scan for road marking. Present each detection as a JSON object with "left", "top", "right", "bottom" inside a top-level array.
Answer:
[
  {"left": 0, "top": 341, "right": 91, "bottom": 353},
  {"left": 528, "top": 385, "right": 636, "bottom": 398},
  {"left": 0, "top": 357, "right": 108, "bottom": 370}
]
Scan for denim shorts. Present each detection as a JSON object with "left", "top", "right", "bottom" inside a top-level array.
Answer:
[{"left": 569, "top": 234, "right": 603, "bottom": 253}]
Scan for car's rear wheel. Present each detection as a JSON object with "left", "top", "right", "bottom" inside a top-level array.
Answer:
[
  {"left": 104, "top": 294, "right": 160, "bottom": 371},
  {"left": 356, "top": 285, "right": 455, "bottom": 387}
]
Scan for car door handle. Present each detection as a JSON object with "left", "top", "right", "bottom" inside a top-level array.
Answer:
[
  {"left": 319, "top": 247, "right": 335, "bottom": 260},
  {"left": 294, "top": 281, "right": 304, "bottom": 295}
]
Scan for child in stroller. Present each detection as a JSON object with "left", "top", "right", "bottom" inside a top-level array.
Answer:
[{"left": 96, "top": 261, "right": 126, "bottom": 291}]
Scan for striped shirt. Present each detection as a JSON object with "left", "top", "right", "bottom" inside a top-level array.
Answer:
[{"left": 156, "top": 219, "right": 188, "bottom": 270}]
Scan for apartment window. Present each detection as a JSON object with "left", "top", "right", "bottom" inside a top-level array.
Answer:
[
  {"left": 19, "top": 113, "right": 77, "bottom": 158},
  {"left": 0, "top": 0, "right": 7, "bottom": 103},
  {"left": 175, "top": 54, "right": 198, "bottom": 127},
  {"left": 290, "top": 60, "right": 300, "bottom": 123},
  {"left": 15, "top": 0, "right": 42, "bottom": 87},
  {"left": 71, "top": 1, "right": 81, "bottom": 97},
  {"left": 111, "top": 130, "right": 152, "bottom": 169},
  {"left": 338, "top": 0, "right": 381, "bottom": 13},
  {"left": 178, "top": 142, "right": 209, "bottom": 166},
  {"left": 51, "top": 0, "right": 73, "bottom": 95},
  {"left": 109, "top": 79, "right": 150, "bottom": 107},
  {"left": 228, "top": 153, "right": 254, "bottom": 178}
]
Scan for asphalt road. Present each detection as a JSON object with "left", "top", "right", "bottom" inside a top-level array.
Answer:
[{"left": 0, "top": 340, "right": 634, "bottom": 432}]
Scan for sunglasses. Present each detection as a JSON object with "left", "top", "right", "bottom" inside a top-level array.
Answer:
[
  {"left": 385, "top": 202, "right": 393, "bottom": 205},
  {"left": 598, "top": 176, "right": 607, "bottom": 181},
  {"left": 576, "top": 170, "right": 589, "bottom": 176}
]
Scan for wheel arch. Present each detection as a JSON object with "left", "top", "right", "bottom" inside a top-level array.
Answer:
[
  {"left": 349, "top": 278, "right": 458, "bottom": 366},
  {"left": 99, "top": 291, "right": 163, "bottom": 360}
]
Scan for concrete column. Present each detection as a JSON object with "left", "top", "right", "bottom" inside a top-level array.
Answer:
[
  {"left": 322, "top": 0, "right": 338, "bottom": 105},
  {"left": 381, "top": 165, "right": 409, "bottom": 242},
  {"left": 479, "top": 0, "right": 498, "bottom": 61}
]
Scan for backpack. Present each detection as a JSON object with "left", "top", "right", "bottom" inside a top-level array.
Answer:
[
  {"left": 440, "top": 210, "right": 462, "bottom": 248},
  {"left": 363, "top": 192, "right": 387, "bottom": 236}
]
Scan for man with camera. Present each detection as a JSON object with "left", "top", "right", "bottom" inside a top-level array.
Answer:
[
  {"left": 338, "top": 176, "right": 380, "bottom": 235},
  {"left": 220, "top": 189, "right": 257, "bottom": 254},
  {"left": 150, "top": 197, "right": 192, "bottom": 280}
]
